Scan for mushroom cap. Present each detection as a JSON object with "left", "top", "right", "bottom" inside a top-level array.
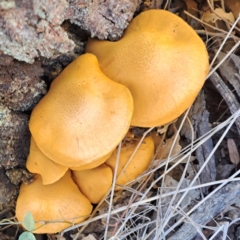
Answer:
[
  {"left": 26, "top": 138, "right": 69, "bottom": 185},
  {"left": 16, "top": 171, "right": 93, "bottom": 234},
  {"left": 86, "top": 10, "right": 209, "bottom": 127},
  {"left": 105, "top": 136, "right": 154, "bottom": 187},
  {"left": 72, "top": 164, "right": 113, "bottom": 204},
  {"left": 70, "top": 150, "right": 113, "bottom": 171},
  {"left": 29, "top": 53, "right": 133, "bottom": 168}
]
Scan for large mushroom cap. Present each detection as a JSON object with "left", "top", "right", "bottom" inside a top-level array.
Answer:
[
  {"left": 72, "top": 164, "right": 113, "bottom": 204},
  {"left": 16, "top": 171, "right": 92, "bottom": 234},
  {"left": 106, "top": 136, "right": 154, "bottom": 187},
  {"left": 86, "top": 10, "right": 209, "bottom": 127},
  {"left": 26, "top": 138, "right": 68, "bottom": 185},
  {"left": 29, "top": 53, "right": 133, "bottom": 168}
]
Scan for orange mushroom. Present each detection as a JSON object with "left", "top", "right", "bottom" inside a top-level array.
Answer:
[
  {"left": 29, "top": 53, "right": 133, "bottom": 169},
  {"left": 105, "top": 136, "right": 154, "bottom": 187},
  {"left": 16, "top": 171, "right": 92, "bottom": 234},
  {"left": 70, "top": 150, "right": 113, "bottom": 171},
  {"left": 86, "top": 10, "right": 209, "bottom": 127},
  {"left": 26, "top": 138, "right": 68, "bottom": 185},
  {"left": 72, "top": 164, "right": 113, "bottom": 204}
]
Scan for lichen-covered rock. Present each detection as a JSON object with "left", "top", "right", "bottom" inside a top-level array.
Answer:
[
  {"left": 0, "top": 168, "right": 18, "bottom": 204},
  {"left": 141, "top": 0, "right": 164, "bottom": 11},
  {"left": 0, "top": 0, "right": 141, "bottom": 63},
  {"left": 5, "top": 168, "right": 34, "bottom": 186},
  {"left": 65, "top": 0, "right": 141, "bottom": 40},
  {"left": 0, "top": 105, "right": 30, "bottom": 168},
  {"left": 0, "top": 58, "right": 47, "bottom": 111},
  {"left": 0, "top": 0, "right": 74, "bottom": 63}
]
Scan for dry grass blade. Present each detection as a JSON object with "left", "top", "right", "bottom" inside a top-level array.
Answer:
[
  {"left": 58, "top": 4, "right": 240, "bottom": 240},
  {"left": 60, "top": 108, "right": 240, "bottom": 239}
]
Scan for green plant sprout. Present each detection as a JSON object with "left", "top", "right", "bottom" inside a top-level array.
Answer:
[
  {"left": 0, "top": 211, "right": 36, "bottom": 240},
  {"left": 18, "top": 211, "right": 36, "bottom": 240}
]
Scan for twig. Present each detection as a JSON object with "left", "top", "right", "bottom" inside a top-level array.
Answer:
[
  {"left": 103, "top": 142, "right": 122, "bottom": 240},
  {"left": 163, "top": 109, "right": 240, "bottom": 238},
  {"left": 168, "top": 180, "right": 240, "bottom": 240},
  {"left": 206, "top": 0, "right": 240, "bottom": 33},
  {"left": 184, "top": 11, "right": 238, "bottom": 37},
  {"left": 196, "top": 30, "right": 239, "bottom": 40},
  {"left": 209, "top": 71, "right": 240, "bottom": 135}
]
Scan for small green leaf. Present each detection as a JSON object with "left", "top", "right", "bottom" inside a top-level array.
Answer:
[
  {"left": 22, "top": 212, "right": 35, "bottom": 232},
  {"left": 19, "top": 232, "right": 36, "bottom": 240}
]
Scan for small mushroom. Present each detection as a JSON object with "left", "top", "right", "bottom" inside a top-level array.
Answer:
[
  {"left": 72, "top": 164, "right": 113, "bottom": 204},
  {"left": 16, "top": 171, "right": 93, "bottom": 234},
  {"left": 86, "top": 10, "right": 209, "bottom": 127},
  {"left": 105, "top": 136, "right": 154, "bottom": 187},
  {"left": 29, "top": 53, "right": 133, "bottom": 169},
  {"left": 26, "top": 138, "right": 68, "bottom": 185}
]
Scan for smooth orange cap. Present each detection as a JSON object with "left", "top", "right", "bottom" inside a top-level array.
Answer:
[
  {"left": 70, "top": 151, "right": 113, "bottom": 171},
  {"left": 26, "top": 138, "right": 68, "bottom": 185},
  {"left": 106, "top": 136, "right": 154, "bottom": 187},
  {"left": 16, "top": 171, "right": 93, "bottom": 234},
  {"left": 29, "top": 53, "right": 133, "bottom": 168},
  {"left": 72, "top": 164, "right": 113, "bottom": 204},
  {"left": 86, "top": 10, "right": 209, "bottom": 127}
]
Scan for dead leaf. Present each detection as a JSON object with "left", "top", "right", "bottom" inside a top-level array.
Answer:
[
  {"left": 162, "top": 175, "right": 179, "bottom": 194},
  {"left": 150, "top": 131, "right": 163, "bottom": 149},
  {"left": 82, "top": 235, "right": 97, "bottom": 240},
  {"left": 157, "top": 119, "right": 176, "bottom": 135},
  {"left": 162, "top": 175, "right": 200, "bottom": 208},
  {"left": 215, "top": 8, "right": 235, "bottom": 23},
  {"left": 49, "top": 234, "right": 66, "bottom": 240},
  {"left": 184, "top": 0, "right": 198, "bottom": 27},
  {"left": 70, "top": 234, "right": 97, "bottom": 240},
  {"left": 227, "top": 138, "right": 240, "bottom": 166},
  {"left": 225, "top": 0, "right": 240, "bottom": 24},
  {"left": 202, "top": 8, "right": 235, "bottom": 24},
  {"left": 153, "top": 130, "right": 196, "bottom": 165},
  {"left": 184, "top": 0, "right": 197, "bottom": 13},
  {"left": 155, "top": 130, "right": 182, "bottom": 160}
]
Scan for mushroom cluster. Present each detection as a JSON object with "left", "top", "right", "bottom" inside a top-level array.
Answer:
[{"left": 16, "top": 9, "right": 209, "bottom": 234}]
